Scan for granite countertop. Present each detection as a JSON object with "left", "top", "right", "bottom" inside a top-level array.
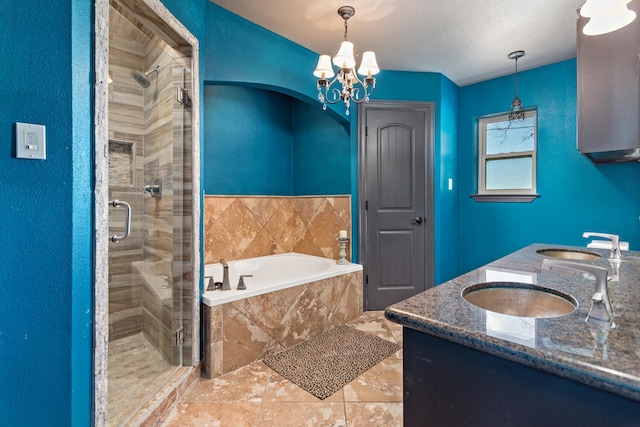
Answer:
[{"left": 385, "top": 243, "right": 640, "bottom": 402}]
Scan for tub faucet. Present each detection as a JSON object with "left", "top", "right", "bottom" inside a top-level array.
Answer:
[
  {"left": 582, "top": 232, "right": 622, "bottom": 261},
  {"left": 237, "top": 274, "right": 252, "bottom": 290},
  {"left": 220, "top": 258, "right": 231, "bottom": 290},
  {"left": 541, "top": 259, "right": 614, "bottom": 325}
]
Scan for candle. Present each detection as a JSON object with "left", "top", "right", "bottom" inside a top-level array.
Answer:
[{"left": 339, "top": 230, "right": 347, "bottom": 238}]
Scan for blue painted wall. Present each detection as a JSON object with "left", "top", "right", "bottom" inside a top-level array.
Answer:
[
  {"left": 437, "top": 75, "right": 460, "bottom": 283},
  {"left": 203, "top": 85, "right": 294, "bottom": 195},
  {"left": 457, "top": 59, "right": 640, "bottom": 274},
  {"left": 0, "top": 0, "right": 92, "bottom": 424},
  {"left": 0, "top": 0, "right": 206, "bottom": 424},
  {"left": 202, "top": 85, "right": 350, "bottom": 196},
  {"left": 203, "top": 3, "right": 348, "bottom": 125},
  {"left": 292, "top": 100, "right": 350, "bottom": 195}
]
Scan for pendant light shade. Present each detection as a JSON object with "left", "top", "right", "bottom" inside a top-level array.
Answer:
[
  {"left": 357, "top": 51, "right": 380, "bottom": 77},
  {"left": 333, "top": 41, "right": 356, "bottom": 69},
  {"left": 581, "top": 0, "right": 636, "bottom": 35},
  {"left": 313, "top": 55, "right": 335, "bottom": 79}
]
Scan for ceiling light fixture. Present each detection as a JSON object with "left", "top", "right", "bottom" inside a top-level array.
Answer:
[
  {"left": 508, "top": 50, "right": 526, "bottom": 122},
  {"left": 313, "top": 6, "right": 379, "bottom": 116},
  {"left": 580, "top": 0, "right": 636, "bottom": 36}
]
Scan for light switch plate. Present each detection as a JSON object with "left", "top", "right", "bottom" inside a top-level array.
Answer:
[{"left": 16, "top": 122, "right": 46, "bottom": 160}]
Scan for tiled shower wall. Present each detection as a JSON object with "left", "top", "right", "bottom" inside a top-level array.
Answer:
[
  {"left": 203, "top": 196, "right": 352, "bottom": 264},
  {"left": 108, "top": 8, "right": 148, "bottom": 343},
  {"left": 109, "top": 3, "right": 193, "bottom": 364}
]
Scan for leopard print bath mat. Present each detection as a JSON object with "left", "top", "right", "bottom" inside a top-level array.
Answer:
[{"left": 263, "top": 324, "right": 401, "bottom": 400}]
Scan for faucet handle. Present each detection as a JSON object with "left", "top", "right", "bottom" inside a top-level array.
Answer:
[
  {"left": 582, "top": 232, "right": 622, "bottom": 261},
  {"left": 205, "top": 276, "right": 215, "bottom": 291},
  {"left": 541, "top": 259, "right": 615, "bottom": 325},
  {"left": 237, "top": 275, "right": 252, "bottom": 290}
]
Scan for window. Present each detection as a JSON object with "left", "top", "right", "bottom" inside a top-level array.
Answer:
[{"left": 473, "top": 110, "right": 538, "bottom": 202}]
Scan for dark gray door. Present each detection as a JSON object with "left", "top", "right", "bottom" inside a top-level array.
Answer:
[{"left": 359, "top": 102, "right": 434, "bottom": 310}]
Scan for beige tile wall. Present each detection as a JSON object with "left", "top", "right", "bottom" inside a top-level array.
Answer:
[{"left": 203, "top": 196, "right": 352, "bottom": 264}]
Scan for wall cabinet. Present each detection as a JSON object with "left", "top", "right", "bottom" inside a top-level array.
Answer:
[{"left": 577, "top": 3, "right": 640, "bottom": 163}]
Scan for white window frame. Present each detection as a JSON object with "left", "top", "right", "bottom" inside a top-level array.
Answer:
[{"left": 475, "top": 110, "right": 538, "bottom": 202}]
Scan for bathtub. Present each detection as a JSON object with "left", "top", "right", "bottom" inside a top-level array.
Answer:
[
  {"left": 201, "top": 252, "right": 363, "bottom": 378},
  {"left": 202, "top": 252, "right": 362, "bottom": 307}
]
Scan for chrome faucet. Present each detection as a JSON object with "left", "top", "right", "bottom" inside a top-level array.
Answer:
[
  {"left": 220, "top": 258, "right": 231, "bottom": 290},
  {"left": 541, "top": 259, "right": 614, "bottom": 325},
  {"left": 582, "top": 232, "right": 622, "bottom": 261}
]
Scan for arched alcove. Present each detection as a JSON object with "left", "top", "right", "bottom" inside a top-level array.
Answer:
[{"left": 203, "top": 83, "right": 350, "bottom": 196}]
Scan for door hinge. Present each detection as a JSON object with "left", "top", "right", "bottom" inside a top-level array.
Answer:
[
  {"left": 365, "top": 200, "right": 368, "bottom": 210},
  {"left": 365, "top": 274, "right": 368, "bottom": 284},
  {"left": 366, "top": 126, "right": 368, "bottom": 136},
  {"left": 176, "top": 87, "right": 191, "bottom": 106},
  {"left": 175, "top": 327, "right": 185, "bottom": 346}
]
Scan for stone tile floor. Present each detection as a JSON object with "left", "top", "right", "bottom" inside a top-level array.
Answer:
[
  {"left": 108, "top": 332, "right": 174, "bottom": 426},
  {"left": 159, "top": 310, "right": 403, "bottom": 426}
]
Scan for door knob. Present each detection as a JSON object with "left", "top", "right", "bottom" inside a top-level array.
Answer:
[{"left": 413, "top": 217, "right": 423, "bottom": 224}]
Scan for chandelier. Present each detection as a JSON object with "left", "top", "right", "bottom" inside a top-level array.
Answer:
[
  {"left": 508, "top": 50, "right": 525, "bottom": 122},
  {"left": 580, "top": 0, "right": 636, "bottom": 36},
  {"left": 313, "top": 6, "right": 380, "bottom": 115}
]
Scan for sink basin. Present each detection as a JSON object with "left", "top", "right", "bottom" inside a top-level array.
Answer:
[
  {"left": 536, "top": 248, "right": 601, "bottom": 260},
  {"left": 462, "top": 282, "right": 578, "bottom": 318}
]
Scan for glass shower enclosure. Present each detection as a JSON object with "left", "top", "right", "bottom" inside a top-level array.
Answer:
[{"left": 107, "top": 4, "right": 192, "bottom": 424}]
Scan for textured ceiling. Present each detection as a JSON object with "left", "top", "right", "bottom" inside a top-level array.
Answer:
[{"left": 209, "top": 0, "right": 585, "bottom": 86}]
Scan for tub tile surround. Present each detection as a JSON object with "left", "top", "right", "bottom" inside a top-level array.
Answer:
[
  {"left": 204, "top": 196, "right": 352, "bottom": 264},
  {"left": 203, "top": 271, "right": 363, "bottom": 378}
]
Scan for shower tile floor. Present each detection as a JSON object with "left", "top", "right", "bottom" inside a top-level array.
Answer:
[
  {"left": 108, "top": 332, "right": 175, "bottom": 426},
  {"left": 160, "top": 310, "right": 404, "bottom": 426}
]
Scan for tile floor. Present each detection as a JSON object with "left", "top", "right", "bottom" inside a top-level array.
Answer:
[
  {"left": 108, "top": 333, "right": 175, "bottom": 426},
  {"left": 159, "top": 310, "right": 404, "bottom": 426}
]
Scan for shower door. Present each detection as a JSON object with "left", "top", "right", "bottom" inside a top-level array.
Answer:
[{"left": 107, "top": 5, "right": 189, "bottom": 424}]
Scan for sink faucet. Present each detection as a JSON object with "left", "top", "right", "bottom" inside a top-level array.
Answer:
[
  {"left": 540, "top": 259, "right": 614, "bottom": 325},
  {"left": 220, "top": 258, "right": 231, "bottom": 290},
  {"left": 582, "top": 232, "right": 622, "bottom": 261}
]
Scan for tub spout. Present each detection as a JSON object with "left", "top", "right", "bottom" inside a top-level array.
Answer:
[{"left": 220, "top": 258, "right": 231, "bottom": 290}]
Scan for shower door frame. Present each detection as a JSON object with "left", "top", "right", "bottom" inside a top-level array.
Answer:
[{"left": 93, "top": 0, "right": 201, "bottom": 424}]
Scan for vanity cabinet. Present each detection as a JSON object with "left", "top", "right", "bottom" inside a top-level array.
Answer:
[
  {"left": 577, "top": 3, "right": 640, "bottom": 163},
  {"left": 403, "top": 328, "right": 640, "bottom": 427},
  {"left": 386, "top": 243, "right": 640, "bottom": 427}
]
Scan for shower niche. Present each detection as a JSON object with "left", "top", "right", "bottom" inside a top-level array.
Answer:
[{"left": 105, "top": 1, "right": 196, "bottom": 424}]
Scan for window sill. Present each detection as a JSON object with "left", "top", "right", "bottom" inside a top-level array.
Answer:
[{"left": 470, "top": 194, "right": 539, "bottom": 203}]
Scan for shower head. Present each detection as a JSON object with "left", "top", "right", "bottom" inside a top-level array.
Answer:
[
  {"left": 131, "top": 70, "right": 151, "bottom": 88},
  {"left": 130, "top": 65, "right": 160, "bottom": 88}
]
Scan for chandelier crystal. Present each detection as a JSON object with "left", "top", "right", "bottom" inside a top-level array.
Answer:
[
  {"left": 508, "top": 50, "right": 525, "bottom": 122},
  {"left": 313, "top": 6, "right": 380, "bottom": 116}
]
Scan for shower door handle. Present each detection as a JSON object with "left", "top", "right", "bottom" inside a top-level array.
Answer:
[{"left": 110, "top": 199, "right": 131, "bottom": 242}]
